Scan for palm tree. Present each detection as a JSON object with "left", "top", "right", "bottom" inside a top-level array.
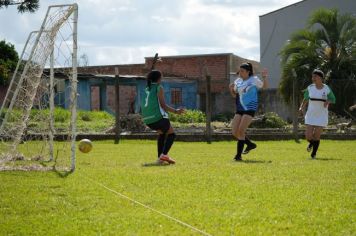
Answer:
[
  {"left": 0, "top": 0, "right": 39, "bottom": 13},
  {"left": 279, "top": 8, "right": 356, "bottom": 115}
]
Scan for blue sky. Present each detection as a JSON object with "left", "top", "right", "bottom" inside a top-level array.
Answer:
[{"left": 0, "top": 0, "right": 300, "bottom": 65}]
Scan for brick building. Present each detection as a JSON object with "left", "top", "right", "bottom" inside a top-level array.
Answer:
[
  {"left": 0, "top": 53, "right": 261, "bottom": 116},
  {"left": 77, "top": 53, "right": 261, "bottom": 115}
]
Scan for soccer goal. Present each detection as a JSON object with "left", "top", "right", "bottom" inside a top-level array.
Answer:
[{"left": 0, "top": 4, "right": 78, "bottom": 172}]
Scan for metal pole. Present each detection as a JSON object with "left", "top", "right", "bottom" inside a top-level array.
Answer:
[
  {"left": 206, "top": 74, "right": 212, "bottom": 144},
  {"left": 292, "top": 69, "right": 298, "bottom": 142},
  {"left": 49, "top": 45, "right": 55, "bottom": 161},
  {"left": 114, "top": 67, "right": 120, "bottom": 144},
  {"left": 70, "top": 3, "right": 78, "bottom": 171}
]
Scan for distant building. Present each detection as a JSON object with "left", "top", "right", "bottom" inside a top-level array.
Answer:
[
  {"left": 74, "top": 53, "right": 261, "bottom": 115},
  {"left": 259, "top": 0, "right": 356, "bottom": 120},
  {"left": 0, "top": 53, "right": 261, "bottom": 116}
]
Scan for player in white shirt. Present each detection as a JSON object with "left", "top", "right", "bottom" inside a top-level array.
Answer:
[{"left": 299, "top": 69, "right": 336, "bottom": 159}]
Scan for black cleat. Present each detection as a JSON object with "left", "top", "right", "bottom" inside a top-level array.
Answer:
[
  {"left": 311, "top": 153, "right": 316, "bottom": 159},
  {"left": 243, "top": 143, "right": 257, "bottom": 154},
  {"left": 234, "top": 155, "right": 242, "bottom": 161}
]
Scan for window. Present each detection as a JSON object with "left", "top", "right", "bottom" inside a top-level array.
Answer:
[{"left": 170, "top": 88, "right": 182, "bottom": 106}]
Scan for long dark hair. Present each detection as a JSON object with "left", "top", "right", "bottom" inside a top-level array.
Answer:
[
  {"left": 146, "top": 70, "right": 162, "bottom": 89},
  {"left": 240, "top": 62, "right": 254, "bottom": 76}
]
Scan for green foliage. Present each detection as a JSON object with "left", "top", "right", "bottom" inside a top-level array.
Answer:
[
  {"left": 169, "top": 109, "right": 206, "bottom": 123},
  {"left": 0, "top": 0, "right": 39, "bottom": 13},
  {"left": 0, "top": 40, "right": 19, "bottom": 85},
  {"left": 279, "top": 8, "right": 356, "bottom": 115},
  {"left": 212, "top": 112, "right": 235, "bottom": 122},
  {"left": 250, "top": 112, "right": 288, "bottom": 128},
  {"left": 0, "top": 140, "right": 355, "bottom": 235}
]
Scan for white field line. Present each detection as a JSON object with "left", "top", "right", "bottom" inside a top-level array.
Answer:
[{"left": 85, "top": 176, "right": 212, "bottom": 236}]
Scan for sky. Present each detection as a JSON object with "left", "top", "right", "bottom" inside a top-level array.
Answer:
[{"left": 0, "top": 0, "right": 301, "bottom": 65}]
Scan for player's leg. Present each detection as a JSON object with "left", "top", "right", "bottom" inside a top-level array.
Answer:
[
  {"left": 305, "top": 125, "right": 314, "bottom": 152},
  {"left": 235, "top": 114, "right": 253, "bottom": 161},
  {"left": 159, "top": 119, "right": 176, "bottom": 164},
  {"left": 231, "top": 114, "right": 242, "bottom": 139},
  {"left": 311, "top": 126, "right": 323, "bottom": 158},
  {"left": 243, "top": 111, "right": 257, "bottom": 154}
]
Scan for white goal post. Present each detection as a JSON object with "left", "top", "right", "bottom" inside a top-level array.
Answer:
[{"left": 0, "top": 4, "right": 78, "bottom": 172}]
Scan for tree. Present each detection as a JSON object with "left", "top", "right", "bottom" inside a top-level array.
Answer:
[
  {"left": 78, "top": 53, "right": 89, "bottom": 67},
  {"left": 0, "top": 0, "right": 39, "bottom": 13},
  {"left": 279, "top": 8, "right": 356, "bottom": 115},
  {"left": 0, "top": 40, "right": 19, "bottom": 85}
]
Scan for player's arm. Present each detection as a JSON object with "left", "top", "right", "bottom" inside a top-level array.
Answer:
[
  {"left": 229, "top": 83, "right": 236, "bottom": 98},
  {"left": 299, "top": 99, "right": 308, "bottom": 112},
  {"left": 261, "top": 68, "right": 269, "bottom": 89},
  {"left": 324, "top": 87, "right": 336, "bottom": 107},
  {"left": 158, "top": 87, "right": 184, "bottom": 114},
  {"left": 299, "top": 88, "right": 309, "bottom": 114}
]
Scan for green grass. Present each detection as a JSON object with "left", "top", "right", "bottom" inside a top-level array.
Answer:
[{"left": 0, "top": 140, "right": 355, "bottom": 235}]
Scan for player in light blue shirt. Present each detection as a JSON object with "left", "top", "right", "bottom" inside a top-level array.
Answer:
[{"left": 229, "top": 63, "right": 268, "bottom": 161}]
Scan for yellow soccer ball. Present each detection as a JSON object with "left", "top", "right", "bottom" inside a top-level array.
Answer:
[{"left": 78, "top": 139, "right": 93, "bottom": 153}]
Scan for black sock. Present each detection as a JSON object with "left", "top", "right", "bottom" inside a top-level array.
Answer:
[
  {"left": 236, "top": 139, "right": 245, "bottom": 158},
  {"left": 245, "top": 136, "right": 254, "bottom": 147},
  {"left": 312, "top": 140, "right": 320, "bottom": 156},
  {"left": 308, "top": 140, "right": 313, "bottom": 149},
  {"left": 157, "top": 134, "right": 166, "bottom": 157},
  {"left": 162, "top": 133, "right": 176, "bottom": 155}
]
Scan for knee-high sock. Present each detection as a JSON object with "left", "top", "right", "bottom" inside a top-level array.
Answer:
[
  {"left": 237, "top": 139, "right": 245, "bottom": 158},
  {"left": 245, "top": 135, "right": 254, "bottom": 147},
  {"left": 157, "top": 134, "right": 166, "bottom": 157},
  {"left": 312, "top": 140, "right": 320, "bottom": 155},
  {"left": 308, "top": 139, "right": 314, "bottom": 149},
  {"left": 163, "top": 133, "right": 176, "bottom": 155}
]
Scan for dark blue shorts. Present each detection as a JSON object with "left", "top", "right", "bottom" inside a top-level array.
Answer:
[
  {"left": 147, "top": 118, "right": 171, "bottom": 133},
  {"left": 236, "top": 110, "right": 256, "bottom": 117}
]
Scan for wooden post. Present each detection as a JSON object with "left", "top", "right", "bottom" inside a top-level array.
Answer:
[
  {"left": 114, "top": 67, "right": 120, "bottom": 144},
  {"left": 292, "top": 69, "right": 299, "bottom": 142},
  {"left": 205, "top": 74, "right": 212, "bottom": 144}
]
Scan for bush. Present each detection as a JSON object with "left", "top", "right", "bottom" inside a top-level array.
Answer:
[
  {"left": 212, "top": 112, "right": 235, "bottom": 122},
  {"left": 250, "top": 112, "right": 287, "bottom": 128},
  {"left": 169, "top": 109, "right": 206, "bottom": 123}
]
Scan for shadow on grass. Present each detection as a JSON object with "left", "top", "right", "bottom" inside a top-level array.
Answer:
[
  {"left": 314, "top": 157, "right": 341, "bottom": 161},
  {"left": 235, "top": 159, "right": 272, "bottom": 164},
  {"left": 142, "top": 162, "right": 171, "bottom": 167},
  {"left": 53, "top": 168, "right": 74, "bottom": 178}
]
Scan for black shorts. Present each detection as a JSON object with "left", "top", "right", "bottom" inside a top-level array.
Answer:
[
  {"left": 147, "top": 118, "right": 171, "bottom": 133},
  {"left": 236, "top": 110, "right": 256, "bottom": 117}
]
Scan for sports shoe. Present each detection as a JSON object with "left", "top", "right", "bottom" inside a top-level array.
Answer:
[
  {"left": 311, "top": 153, "right": 316, "bottom": 159},
  {"left": 243, "top": 143, "right": 257, "bottom": 154},
  {"left": 307, "top": 143, "right": 313, "bottom": 152},
  {"left": 159, "top": 154, "right": 176, "bottom": 164},
  {"left": 234, "top": 155, "right": 242, "bottom": 161}
]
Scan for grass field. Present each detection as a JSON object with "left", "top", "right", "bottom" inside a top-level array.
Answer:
[{"left": 0, "top": 140, "right": 355, "bottom": 235}]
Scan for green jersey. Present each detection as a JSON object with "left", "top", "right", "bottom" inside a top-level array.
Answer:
[{"left": 141, "top": 83, "right": 168, "bottom": 124}]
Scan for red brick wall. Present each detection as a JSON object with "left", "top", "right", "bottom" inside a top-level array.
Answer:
[
  {"left": 78, "top": 64, "right": 145, "bottom": 75},
  {"left": 78, "top": 54, "right": 260, "bottom": 114}
]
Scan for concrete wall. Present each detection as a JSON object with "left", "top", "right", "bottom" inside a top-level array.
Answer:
[
  {"left": 260, "top": 0, "right": 356, "bottom": 89},
  {"left": 259, "top": 0, "right": 356, "bottom": 119}
]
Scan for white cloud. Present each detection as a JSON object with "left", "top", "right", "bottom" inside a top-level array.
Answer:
[{"left": 0, "top": 0, "right": 301, "bottom": 65}]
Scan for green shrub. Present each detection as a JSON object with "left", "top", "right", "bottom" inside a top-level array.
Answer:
[
  {"left": 169, "top": 109, "right": 206, "bottom": 123},
  {"left": 54, "top": 108, "right": 70, "bottom": 122},
  {"left": 212, "top": 112, "right": 235, "bottom": 122},
  {"left": 250, "top": 112, "right": 287, "bottom": 128}
]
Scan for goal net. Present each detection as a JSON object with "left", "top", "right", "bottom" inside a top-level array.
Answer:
[{"left": 0, "top": 4, "right": 78, "bottom": 172}]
